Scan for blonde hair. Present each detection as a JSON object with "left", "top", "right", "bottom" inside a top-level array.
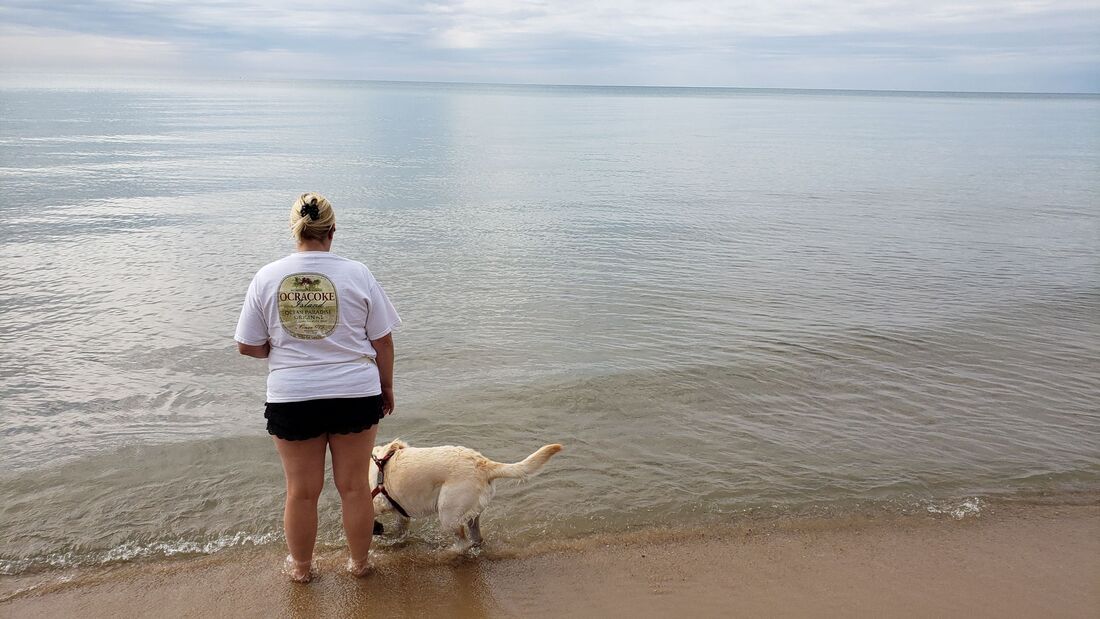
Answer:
[{"left": 290, "top": 192, "right": 335, "bottom": 242}]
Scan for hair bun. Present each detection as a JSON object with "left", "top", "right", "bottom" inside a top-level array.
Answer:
[
  {"left": 300, "top": 201, "right": 320, "bottom": 221},
  {"left": 290, "top": 193, "right": 334, "bottom": 242}
]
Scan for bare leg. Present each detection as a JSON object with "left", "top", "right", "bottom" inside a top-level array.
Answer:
[
  {"left": 330, "top": 425, "right": 378, "bottom": 576},
  {"left": 273, "top": 435, "right": 328, "bottom": 582}
]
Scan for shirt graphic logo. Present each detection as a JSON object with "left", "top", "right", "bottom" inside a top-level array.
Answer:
[{"left": 278, "top": 273, "right": 339, "bottom": 339}]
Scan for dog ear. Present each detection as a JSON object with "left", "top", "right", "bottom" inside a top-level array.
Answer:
[{"left": 387, "top": 439, "right": 408, "bottom": 450}]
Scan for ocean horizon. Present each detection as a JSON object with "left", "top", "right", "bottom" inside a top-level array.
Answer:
[{"left": 3, "top": 73, "right": 1100, "bottom": 97}]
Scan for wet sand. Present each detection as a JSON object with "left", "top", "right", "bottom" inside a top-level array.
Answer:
[{"left": 3, "top": 504, "right": 1097, "bottom": 618}]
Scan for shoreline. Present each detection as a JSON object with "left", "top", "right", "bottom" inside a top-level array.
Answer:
[{"left": 2, "top": 503, "right": 1098, "bottom": 617}]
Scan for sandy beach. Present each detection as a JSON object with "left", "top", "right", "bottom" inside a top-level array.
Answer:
[{"left": 3, "top": 503, "right": 1097, "bottom": 618}]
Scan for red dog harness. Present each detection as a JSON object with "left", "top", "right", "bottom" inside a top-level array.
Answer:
[{"left": 371, "top": 449, "right": 410, "bottom": 518}]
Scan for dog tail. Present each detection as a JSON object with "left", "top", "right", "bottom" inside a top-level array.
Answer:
[{"left": 489, "top": 444, "right": 563, "bottom": 481}]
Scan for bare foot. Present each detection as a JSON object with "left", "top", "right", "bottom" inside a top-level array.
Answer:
[
  {"left": 346, "top": 553, "right": 373, "bottom": 577},
  {"left": 283, "top": 555, "right": 314, "bottom": 583}
]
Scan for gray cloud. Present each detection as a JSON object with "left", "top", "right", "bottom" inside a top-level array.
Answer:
[{"left": 0, "top": 0, "right": 1096, "bottom": 92}]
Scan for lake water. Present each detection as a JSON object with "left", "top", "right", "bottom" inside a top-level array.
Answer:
[{"left": 1, "top": 79, "right": 1098, "bottom": 576}]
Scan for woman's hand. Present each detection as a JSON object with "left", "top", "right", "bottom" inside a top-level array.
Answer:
[
  {"left": 371, "top": 334, "right": 395, "bottom": 415},
  {"left": 381, "top": 386, "right": 395, "bottom": 416}
]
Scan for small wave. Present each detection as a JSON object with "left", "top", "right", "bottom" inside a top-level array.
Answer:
[
  {"left": 925, "top": 497, "right": 983, "bottom": 520},
  {"left": 0, "top": 531, "right": 280, "bottom": 576}
]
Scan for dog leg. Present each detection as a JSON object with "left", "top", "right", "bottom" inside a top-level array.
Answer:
[
  {"left": 392, "top": 515, "right": 410, "bottom": 538},
  {"left": 447, "top": 523, "right": 473, "bottom": 553},
  {"left": 465, "top": 515, "right": 483, "bottom": 546},
  {"left": 438, "top": 483, "right": 480, "bottom": 553}
]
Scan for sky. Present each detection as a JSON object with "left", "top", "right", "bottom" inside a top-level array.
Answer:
[{"left": 0, "top": 1, "right": 1097, "bottom": 92}]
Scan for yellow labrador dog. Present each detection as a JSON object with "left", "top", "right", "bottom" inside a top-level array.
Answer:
[{"left": 369, "top": 439, "right": 563, "bottom": 550}]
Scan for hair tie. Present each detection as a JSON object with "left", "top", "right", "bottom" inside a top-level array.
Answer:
[{"left": 300, "top": 197, "right": 320, "bottom": 221}]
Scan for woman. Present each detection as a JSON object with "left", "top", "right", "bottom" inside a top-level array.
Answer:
[{"left": 234, "top": 192, "right": 401, "bottom": 582}]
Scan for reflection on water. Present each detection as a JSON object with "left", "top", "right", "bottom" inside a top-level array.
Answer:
[{"left": 0, "top": 79, "right": 1098, "bottom": 574}]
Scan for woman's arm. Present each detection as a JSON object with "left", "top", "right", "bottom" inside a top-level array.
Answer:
[
  {"left": 371, "top": 333, "right": 395, "bottom": 415},
  {"left": 237, "top": 341, "right": 270, "bottom": 358}
]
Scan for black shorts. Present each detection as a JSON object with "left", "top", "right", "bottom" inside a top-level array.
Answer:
[{"left": 264, "top": 395, "right": 384, "bottom": 441}]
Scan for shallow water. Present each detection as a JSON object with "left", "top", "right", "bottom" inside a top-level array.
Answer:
[{"left": 1, "top": 79, "right": 1098, "bottom": 575}]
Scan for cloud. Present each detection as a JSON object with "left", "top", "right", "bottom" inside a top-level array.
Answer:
[
  {"left": 0, "top": 26, "right": 185, "bottom": 74},
  {"left": 0, "top": 0, "right": 1096, "bottom": 91}
]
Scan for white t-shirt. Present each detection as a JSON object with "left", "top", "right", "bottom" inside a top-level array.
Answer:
[{"left": 234, "top": 251, "right": 402, "bottom": 403}]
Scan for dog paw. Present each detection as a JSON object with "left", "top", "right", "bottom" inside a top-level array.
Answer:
[{"left": 442, "top": 543, "right": 479, "bottom": 561}]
